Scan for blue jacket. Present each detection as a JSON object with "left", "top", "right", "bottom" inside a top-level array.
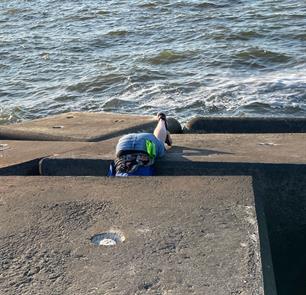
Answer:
[
  {"left": 115, "top": 133, "right": 165, "bottom": 157},
  {"left": 109, "top": 133, "right": 165, "bottom": 176}
]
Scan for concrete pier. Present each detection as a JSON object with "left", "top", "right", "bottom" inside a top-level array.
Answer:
[
  {"left": 0, "top": 176, "right": 263, "bottom": 295},
  {"left": 1, "top": 112, "right": 306, "bottom": 295},
  {"left": 0, "top": 112, "right": 182, "bottom": 142},
  {"left": 37, "top": 133, "right": 306, "bottom": 176}
]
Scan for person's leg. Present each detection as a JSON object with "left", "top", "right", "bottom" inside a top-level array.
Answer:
[{"left": 154, "top": 119, "right": 167, "bottom": 143}]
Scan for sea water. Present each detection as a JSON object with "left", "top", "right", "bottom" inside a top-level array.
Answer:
[{"left": 0, "top": 0, "right": 305, "bottom": 124}]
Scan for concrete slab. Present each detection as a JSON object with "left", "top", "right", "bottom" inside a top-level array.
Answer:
[
  {"left": 253, "top": 169, "right": 306, "bottom": 295},
  {"left": 161, "top": 133, "right": 306, "bottom": 165},
  {"left": 40, "top": 133, "right": 306, "bottom": 176},
  {"left": 0, "top": 176, "right": 263, "bottom": 295},
  {"left": 186, "top": 117, "right": 306, "bottom": 133},
  {"left": 0, "top": 140, "right": 91, "bottom": 175},
  {"left": 0, "top": 112, "right": 182, "bottom": 142},
  {"left": 37, "top": 138, "right": 117, "bottom": 176}
]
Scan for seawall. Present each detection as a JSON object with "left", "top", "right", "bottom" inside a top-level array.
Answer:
[{"left": 1, "top": 112, "right": 305, "bottom": 295}]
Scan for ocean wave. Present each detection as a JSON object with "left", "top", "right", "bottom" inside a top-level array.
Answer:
[
  {"left": 6, "top": 8, "right": 32, "bottom": 15},
  {"left": 105, "top": 30, "right": 129, "bottom": 37},
  {"left": 225, "top": 30, "right": 263, "bottom": 41},
  {"left": 138, "top": 3, "right": 158, "bottom": 9},
  {"left": 194, "top": 2, "right": 229, "bottom": 9},
  {"left": 168, "top": 1, "right": 228, "bottom": 9},
  {"left": 0, "top": 112, "right": 14, "bottom": 125},
  {"left": 292, "top": 33, "right": 306, "bottom": 41},
  {"left": 1, "top": 0, "right": 306, "bottom": 124},
  {"left": 53, "top": 94, "right": 78, "bottom": 103},
  {"left": 234, "top": 48, "right": 291, "bottom": 64},
  {"left": 0, "top": 64, "right": 9, "bottom": 70},
  {"left": 145, "top": 50, "right": 196, "bottom": 65},
  {"left": 102, "top": 98, "right": 137, "bottom": 111},
  {"left": 66, "top": 73, "right": 127, "bottom": 93},
  {"left": 0, "top": 106, "right": 28, "bottom": 125}
]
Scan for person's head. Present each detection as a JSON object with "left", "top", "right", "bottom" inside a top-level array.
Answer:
[{"left": 115, "top": 160, "right": 139, "bottom": 176}]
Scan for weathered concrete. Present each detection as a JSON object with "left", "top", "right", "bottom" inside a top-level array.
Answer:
[
  {"left": 1, "top": 112, "right": 305, "bottom": 294},
  {"left": 186, "top": 117, "right": 306, "bottom": 133},
  {"left": 0, "top": 140, "right": 91, "bottom": 175},
  {"left": 163, "top": 133, "right": 306, "bottom": 164},
  {"left": 39, "top": 133, "right": 306, "bottom": 176},
  {"left": 158, "top": 133, "right": 306, "bottom": 175},
  {"left": 253, "top": 169, "right": 306, "bottom": 295},
  {"left": 0, "top": 112, "right": 182, "bottom": 142},
  {"left": 0, "top": 176, "right": 263, "bottom": 295}
]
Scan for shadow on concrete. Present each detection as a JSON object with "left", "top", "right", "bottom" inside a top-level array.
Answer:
[
  {"left": 167, "top": 145, "right": 234, "bottom": 157},
  {"left": 253, "top": 168, "right": 306, "bottom": 295},
  {"left": 0, "top": 159, "right": 40, "bottom": 176},
  {"left": 39, "top": 158, "right": 111, "bottom": 176}
]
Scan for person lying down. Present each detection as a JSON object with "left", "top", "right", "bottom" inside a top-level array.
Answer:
[{"left": 108, "top": 113, "right": 172, "bottom": 177}]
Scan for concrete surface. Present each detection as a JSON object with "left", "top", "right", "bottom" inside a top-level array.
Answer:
[
  {"left": 186, "top": 117, "right": 306, "bottom": 133},
  {"left": 0, "top": 112, "right": 182, "bottom": 142},
  {"left": 0, "top": 140, "right": 91, "bottom": 175},
  {"left": 164, "top": 133, "right": 306, "bottom": 164},
  {"left": 253, "top": 169, "right": 306, "bottom": 295},
  {"left": 1, "top": 112, "right": 306, "bottom": 295},
  {"left": 39, "top": 133, "right": 306, "bottom": 176},
  {"left": 0, "top": 176, "right": 263, "bottom": 295}
]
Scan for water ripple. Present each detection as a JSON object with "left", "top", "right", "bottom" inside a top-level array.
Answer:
[
  {"left": 145, "top": 50, "right": 198, "bottom": 65},
  {"left": 1, "top": 0, "right": 306, "bottom": 124}
]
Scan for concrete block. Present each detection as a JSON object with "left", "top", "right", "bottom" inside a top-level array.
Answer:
[
  {"left": 158, "top": 133, "right": 306, "bottom": 175},
  {"left": 0, "top": 140, "right": 90, "bottom": 175},
  {"left": 167, "top": 117, "right": 183, "bottom": 134},
  {"left": 39, "top": 133, "right": 306, "bottom": 176},
  {"left": 0, "top": 112, "right": 182, "bottom": 142},
  {"left": 39, "top": 138, "right": 116, "bottom": 176},
  {"left": 253, "top": 169, "right": 306, "bottom": 294},
  {"left": 0, "top": 176, "right": 263, "bottom": 294},
  {"left": 186, "top": 117, "right": 306, "bottom": 133}
]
